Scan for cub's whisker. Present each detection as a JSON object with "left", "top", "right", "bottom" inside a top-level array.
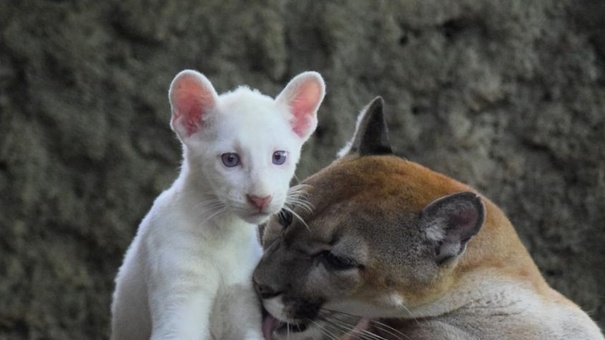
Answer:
[
  {"left": 195, "top": 198, "right": 224, "bottom": 211},
  {"left": 202, "top": 206, "right": 227, "bottom": 224}
]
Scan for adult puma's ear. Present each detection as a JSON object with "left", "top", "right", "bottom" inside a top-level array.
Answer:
[
  {"left": 338, "top": 96, "right": 393, "bottom": 158},
  {"left": 168, "top": 70, "right": 218, "bottom": 140},
  {"left": 275, "top": 71, "right": 325, "bottom": 141},
  {"left": 421, "top": 192, "right": 485, "bottom": 265}
]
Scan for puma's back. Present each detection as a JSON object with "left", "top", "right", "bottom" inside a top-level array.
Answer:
[{"left": 253, "top": 97, "right": 604, "bottom": 340}]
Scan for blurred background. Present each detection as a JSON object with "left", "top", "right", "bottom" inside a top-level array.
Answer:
[{"left": 1, "top": 0, "right": 604, "bottom": 338}]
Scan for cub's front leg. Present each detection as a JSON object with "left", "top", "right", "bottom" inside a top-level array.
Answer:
[
  {"left": 241, "top": 291, "right": 264, "bottom": 340},
  {"left": 213, "top": 282, "right": 264, "bottom": 340},
  {"left": 147, "top": 250, "right": 220, "bottom": 340}
]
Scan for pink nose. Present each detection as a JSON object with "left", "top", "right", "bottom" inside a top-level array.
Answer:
[{"left": 247, "top": 195, "right": 272, "bottom": 210}]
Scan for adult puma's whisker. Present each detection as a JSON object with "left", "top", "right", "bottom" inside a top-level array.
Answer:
[
  {"left": 368, "top": 320, "right": 411, "bottom": 340},
  {"left": 309, "top": 319, "right": 340, "bottom": 340},
  {"left": 283, "top": 205, "right": 311, "bottom": 231}
]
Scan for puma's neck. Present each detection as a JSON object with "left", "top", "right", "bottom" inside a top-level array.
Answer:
[{"left": 455, "top": 200, "right": 550, "bottom": 293}]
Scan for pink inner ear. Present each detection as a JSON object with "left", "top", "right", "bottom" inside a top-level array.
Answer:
[
  {"left": 450, "top": 206, "right": 479, "bottom": 229},
  {"left": 289, "top": 80, "right": 322, "bottom": 137},
  {"left": 171, "top": 74, "right": 215, "bottom": 136},
  {"left": 173, "top": 92, "right": 213, "bottom": 136}
]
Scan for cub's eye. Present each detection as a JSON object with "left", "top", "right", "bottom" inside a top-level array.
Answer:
[
  {"left": 221, "top": 153, "right": 240, "bottom": 167},
  {"left": 272, "top": 151, "right": 288, "bottom": 165},
  {"left": 277, "top": 209, "right": 293, "bottom": 227},
  {"left": 320, "top": 251, "right": 359, "bottom": 271}
]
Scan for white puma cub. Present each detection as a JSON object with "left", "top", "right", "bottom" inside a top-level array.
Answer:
[
  {"left": 253, "top": 97, "right": 604, "bottom": 340},
  {"left": 111, "top": 69, "right": 325, "bottom": 340}
]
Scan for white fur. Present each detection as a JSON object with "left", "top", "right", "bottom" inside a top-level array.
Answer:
[{"left": 111, "top": 70, "right": 325, "bottom": 340}]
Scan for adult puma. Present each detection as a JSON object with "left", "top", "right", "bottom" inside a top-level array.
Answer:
[{"left": 253, "top": 97, "right": 604, "bottom": 340}]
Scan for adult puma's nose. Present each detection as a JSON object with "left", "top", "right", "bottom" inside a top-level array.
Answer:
[
  {"left": 247, "top": 195, "right": 272, "bottom": 210},
  {"left": 253, "top": 280, "right": 281, "bottom": 299}
]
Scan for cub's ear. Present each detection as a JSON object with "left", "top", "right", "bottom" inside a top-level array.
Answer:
[
  {"left": 337, "top": 96, "right": 393, "bottom": 158},
  {"left": 168, "top": 70, "right": 218, "bottom": 140},
  {"left": 421, "top": 192, "right": 485, "bottom": 265},
  {"left": 275, "top": 71, "right": 325, "bottom": 141}
]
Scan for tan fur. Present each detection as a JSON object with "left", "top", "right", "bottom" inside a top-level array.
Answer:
[{"left": 253, "top": 98, "right": 604, "bottom": 340}]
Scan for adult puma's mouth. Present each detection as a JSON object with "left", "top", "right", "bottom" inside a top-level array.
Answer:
[{"left": 262, "top": 314, "right": 310, "bottom": 340}]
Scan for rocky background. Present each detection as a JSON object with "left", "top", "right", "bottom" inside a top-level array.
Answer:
[{"left": 1, "top": 0, "right": 604, "bottom": 338}]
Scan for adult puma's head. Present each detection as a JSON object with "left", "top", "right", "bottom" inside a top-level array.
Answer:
[{"left": 253, "top": 97, "right": 544, "bottom": 339}]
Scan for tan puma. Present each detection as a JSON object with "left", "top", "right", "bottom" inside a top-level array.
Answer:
[{"left": 253, "top": 97, "right": 604, "bottom": 340}]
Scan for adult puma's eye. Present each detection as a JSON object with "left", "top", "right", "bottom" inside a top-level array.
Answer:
[
  {"left": 277, "top": 209, "right": 293, "bottom": 227},
  {"left": 221, "top": 153, "right": 240, "bottom": 167},
  {"left": 320, "top": 251, "right": 359, "bottom": 271},
  {"left": 272, "top": 151, "right": 288, "bottom": 165}
]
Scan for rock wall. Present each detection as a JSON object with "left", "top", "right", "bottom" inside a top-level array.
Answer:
[{"left": 1, "top": 0, "right": 604, "bottom": 338}]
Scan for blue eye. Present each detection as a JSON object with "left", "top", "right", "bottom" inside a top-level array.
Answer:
[
  {"left": 272, "top": 151, "right": 287, "bottom": 165},
  {"left": 221, "top": 153, "right": 240, "bottom": 167}
]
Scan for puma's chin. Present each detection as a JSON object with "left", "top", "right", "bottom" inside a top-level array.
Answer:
[
  {"left": 262, "top": 313, "right": 316, "bottom": 340},
  {"left": 260, "top": 297, "right": 317, "bottom": 340},
  {"left": 261, "top": 309, "right": 365, "bottom": 340}
]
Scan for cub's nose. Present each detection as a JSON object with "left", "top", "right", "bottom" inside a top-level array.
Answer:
[
  {"left": 253, "top": 280, "right": 281, "bottom": 299},
  {"left": 247, "top": 195, "right": 272, "bottom": 210}
]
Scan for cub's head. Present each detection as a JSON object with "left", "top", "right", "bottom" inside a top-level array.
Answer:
[
  {"left": 253, "top": 97, "right": 485, "bottom": 339},
  {"left": 168, "top": 70, "right": 325, "bottom": 224}
]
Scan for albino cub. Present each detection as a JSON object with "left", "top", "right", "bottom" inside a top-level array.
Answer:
[{"left": 111, "top": 69, "right": 325, "bottom": 340}]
